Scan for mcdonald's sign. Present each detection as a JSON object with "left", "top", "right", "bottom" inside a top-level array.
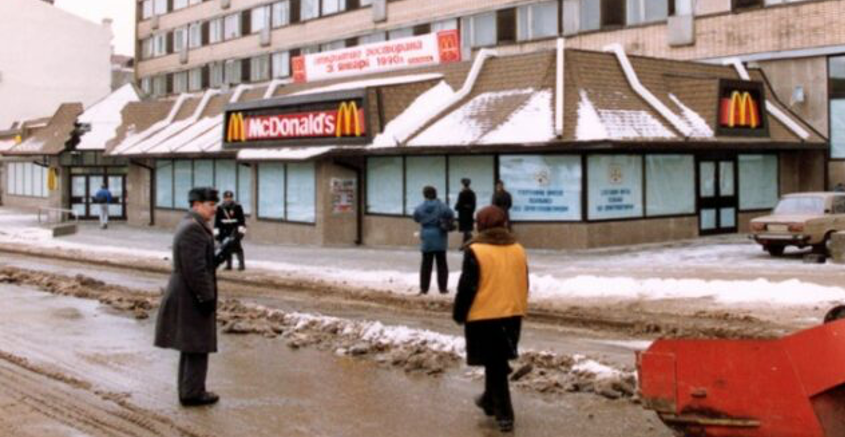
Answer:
[
  {"left": 224, "top": 97, "right": 367, "bottom": 146},
  {"left": 717, "top": 81, "right": 767, "bottom": 136}
]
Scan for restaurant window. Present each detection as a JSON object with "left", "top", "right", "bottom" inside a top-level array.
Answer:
[
  {"left": 404, "top": 156, "right": 446, "bottom": 216},
  {"left": 173, "top": 0, "right": 188, "bottom": 10},
  {"left": 627, "top": 0, "right": 668, "bottom": 25},
  {"left": 153, "top": 0, "right": 167, "bottom": 15},
  {"left": 188, "top": 22, "right": 202, "bottom": 48},
  {"left": 272, "top": 51, "right": 290, "bottom": 78},
  {"left": 286, "top": 162, "right": 316, "bottom": 223},
  {"left": 192, "top": 160, "right": 214, "bottom": 188},
  {"left": 210, "top": 62, "right": 224, "bottom": 87},
  {"left": 174, "top": 159, "right": 193, "bottom": 209},
  {"left": 461, "top": 11, "right": 497, "bottom": 53},
  {"left": 142, "top": 0, "right": 153, "bottom": 19},
  {"left": 173, "top": 26, "right": 188, "bottom": 52},
  {"left": 209, "top": 18, "right": 223, "bottom": 43},
  {"left": 251, "top": 5, "right": 271, "bottom": 33},
  {"left": 239, "top": 163, "right": 253, "bottom": 215},
  {"left": 155, "top": 160, "right": 173, "bottom": 208},
  {"left": 251, "top": 55, "right": 270, "bottom": 82},
  {"left": 500, "top": 155, "right": 582, "bottom": 221},
  {"left": 272, "top": 1, "right": 291, "bottom": 27},
  {"left": 172, "top": 71, "right": 188, "bottom": 94},
  {"left": 359, "top": 32, "right": 386, "bottom": 45},
  {"left": 645, "top": 154, "right": 695, "bottom": 216},
  {"left": 517, "top": 1, "right": 558, "bottom": 41},
  {"left": 225, "top": 59, "right": 242, "bottom": 85},
  {"left": 215, "top": 160, "right": 237, "bottom": 201},
  {"left": 322, "top": 0, "right": 346, "bottom": 16},
  {"left": 224, "top": 13, "right": 241, "bottom": 40},
  {"left": 258, "top": 163, "right": 285, "bottom": 219},
  {"left": 739, "top": 154, "right": 778, "bottom": 210},
  {"left": 447, "top": 155, "right": 494, "bottom": 209},
  {"left": 188, "top": 67, "right": 203, "bottom": 91},
  {"left": 301, "top": 0, "right": 320, "bottom": 21},
  {"left": 830, "top": 56, "right": 845, "bottom": 158},
  {"left": 7, "top": 162, "right": 47, "bottom": 198},
  {"left": 587, "top": 154, "right": 643, "bottom": 220},
  {"left": 366, "top": 157, "right": 403, "bottom": 215},
  {"left": 388, "top": 27, "right": 414, "bottom": 40}
]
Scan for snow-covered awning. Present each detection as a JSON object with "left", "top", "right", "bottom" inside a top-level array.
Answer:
[{"left": 236, "top": 146, "right": 343, "bottom": 161}]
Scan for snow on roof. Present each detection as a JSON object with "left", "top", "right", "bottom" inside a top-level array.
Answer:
[
  {"left": 668, "top": 94, "right": 714, "bottom": 138},
  {"left": 0, "top": 139, "right": 17, "bottom": 152},
  {"left": 149, "top": 115, "right": 221, "bottom": 155},
  {"left": 111, "top": 94, "right": 191, "bottom": 155},
  {"left": 372, "top": 81, "right": 456, "bottom": 148},
  {"left": 77, "top": 84, "right": 141, "bottom": 151},
  {"left": 576, "top": 90, "right": 675, "bottom": 141},
  {"left": 290, "top": 73, "right": 444, "bottom": 97},
  {"left": 480, "top": 89, "right": 555, "bottom": 145},
  {"left": 237, "top": 146, "right": 340, "bottom": 161},
  {"left": 409, "top": 88, "right": 538, "bottom": 146},
  {"left": 173, "top": 116, "right": 224, "bottom": 154}
]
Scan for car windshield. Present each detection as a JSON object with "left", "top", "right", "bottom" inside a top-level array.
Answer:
[{"left": 773, "top": 197, "right": 825, "bottom": 215}]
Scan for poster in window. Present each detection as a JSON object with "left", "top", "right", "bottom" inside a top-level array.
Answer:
[
  {"left": 331, "top": 178, "right": 356, "bottom": 214},
  {"left": 499, "top": 155, "right": 581, "bottom": 221},
  {"left": 588, "top": 155, "right": 643, "bottom": 220}
]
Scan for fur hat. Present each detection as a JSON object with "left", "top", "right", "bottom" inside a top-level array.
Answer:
[
  {"left": 476, "top": 205, "right": 507, "bottom": 231},
  {"left": 188, "top": 187, "right": 219, "bottom": 204}
]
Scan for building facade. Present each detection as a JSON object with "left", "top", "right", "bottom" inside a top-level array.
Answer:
[{"left": 0, "top": 0, "right": 113, "bottom": 129}]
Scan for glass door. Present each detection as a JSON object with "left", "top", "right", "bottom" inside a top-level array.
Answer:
[
  {"left": 698, "top": 157, "right": 738, "bottom": 235},
  {"left": 107, "top": 175, "right": 125, "bottom": 219},
  {"left": 71, "top": 175, "right": 89, "bottom": 219}
]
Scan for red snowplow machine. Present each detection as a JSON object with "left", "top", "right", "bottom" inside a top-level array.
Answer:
[{"left": 637, "top": 317, "right": 845, "bottom": 437}]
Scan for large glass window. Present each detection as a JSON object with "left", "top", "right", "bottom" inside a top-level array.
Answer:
[
  {"left": 301, "top": 0, "right": 320, "bottom": 21},
  {"left": 272, "top": 51, "right": 290, "bottom": 78},
  {"left": 156, "top": 160, "right": 174, "bottom": 208},
  {"left": 286, "top": 163, "right": 316, "bottom": 223},
  {"left": 6, "top": 162, "right": 47, "bottom": 198},
  {"left": 405, "top": 156, "right": 446, "bottom": 215},
  {"left": 251, "top": 6, "right": 271, "bottom": 34},
  {"left": 627, "top": 0, "right": 668, "bottom": 25},
  {"left": 215, "top": 160, "right": 237, "bottom": 199},
  {"left": 830, "top": 56, "right": 845, "bottom": 158},
  {"left": 239, "top": 163, "right": 253, "bottom": 215},
  {"left": 367, "top": 157, "right": 403, "bottom": 215},
  {"left": 500, "top": 155, "right": 582, "bottom": 221},
  {"left": 193, "top": 160, "right": 214, "bottom": 187},
  {"left": 174, "top": 160, "right": 193, "bottom": 210},
  {"left": 272, "top": 1, "right": 291, "bottom": 27},
  {"left": 645, "top": 154, "right": 695, "bottom": 216},
  {"left": 447, "top": 155, "right": 494, "bottom": 210},
  {"left": 517, "top": 1, "right": 559, "bottom": 41},
  {"left": 258, "top": 163, "right": 285, "bottom": 219},
  {"left": 587, "top": 154, "right": 643, "bottom": 220},
  {"left": 739, "top": 154, "right": 779, "bottom": 210}
]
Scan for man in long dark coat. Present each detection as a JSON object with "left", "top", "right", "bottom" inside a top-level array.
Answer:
[
  {"left": 454, "top": 178, "right": 476, "bottom": 246},
  {"left": 214, "top": 190, "right": 247, "bottom": 271},
  {"left": 154, "top": 187, "right": 221, "bottom": 407}
]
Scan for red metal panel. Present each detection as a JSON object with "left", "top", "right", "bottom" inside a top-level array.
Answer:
[
  {"left": 637, "top": 351, "right": 677, "bottom": 413},
  {"left": 782, "top": 319, "right": 845, "bottom": 397}
]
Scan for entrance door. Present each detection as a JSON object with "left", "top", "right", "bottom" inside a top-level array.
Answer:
[
  {"left": 71, "top": 175, "right": 89, "bottom": 219},
  {"left": 70, "top": 174, "right": 126, "bottom": 220},
  {"left": 698, "top": 158, "right": 738, "bottom": 235}
]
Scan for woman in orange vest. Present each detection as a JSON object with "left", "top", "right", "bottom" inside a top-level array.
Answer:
[{"left": 453, "top": 205, "right": 529, "bottom": 433}]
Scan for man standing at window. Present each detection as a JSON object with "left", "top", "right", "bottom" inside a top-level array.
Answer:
[
  {"left": 93, "top": 184, "right": 113, "bottom": 230},
  {"left": 214, "top": 190, "right": 247, "bottom": 271},
  {"left": 154, "top": 187, "right": 221, "bottom": 407},
  {"left": 455, "top": 178, "right": 477, "bottom": 246},
  {"left": 413, "top": 186, "right": 455, "bottom": 295}
]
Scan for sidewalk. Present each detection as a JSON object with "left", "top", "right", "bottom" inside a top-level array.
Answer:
[{"left": 1, "top": 207, "right": 844, "bottom": 310}]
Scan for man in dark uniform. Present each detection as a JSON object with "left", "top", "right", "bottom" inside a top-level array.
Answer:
[
  {"left": 154, "top": 187, "right": 221, "bottom": 407},
  {"left": 454, "top": 178, "right": 477, "bottom": 246},
  {"left": 214, "top": 190, "right": 246, "bottom": 271}
]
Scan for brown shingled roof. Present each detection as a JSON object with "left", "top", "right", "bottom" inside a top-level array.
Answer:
[
  {"left": 4, "top": 103, "right": 83, "bottom": 156},
  {"left": 105, "top": 99, "right": 175, "bottom": 154}
]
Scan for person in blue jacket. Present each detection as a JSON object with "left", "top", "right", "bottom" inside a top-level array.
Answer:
[
  {"left": 413, "top": 186, "right": 455, "bottom": 295},
  {"left": 93, "top": 184, "right": 114, "bottom": 229}
]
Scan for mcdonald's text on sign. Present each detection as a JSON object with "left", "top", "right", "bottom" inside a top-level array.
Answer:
[
  {"left": 292, "top": 30, "right": 461, "bottom": 83},
  {"left": 227, "top": 101, "right": 366, "bottom": 143}
]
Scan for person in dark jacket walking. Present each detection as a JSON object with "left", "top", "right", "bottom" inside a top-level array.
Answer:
[
  {"left": 413, "top": 186, "right": 455, "bottom": 295},
  {"left": 214, "top": 191, "right": 247, "bottom": 271},
  {"left": 154, "top": 187, "right": 222, "bottom": 407},
  {"left": 453, "top": 205, "right": 529, "bottom": 433},
  {"left": 491, "top": 180, "right": 513, "bottom": 229},
  {"left": 454, "top": 178, "right": 476, "bottom": 246},
  {"left": 93, "top": 184, "right": 113, "bottom": 229}
]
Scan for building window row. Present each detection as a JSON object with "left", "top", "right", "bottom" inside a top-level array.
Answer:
[
  {"left": 365, "top": 153, "right": 778, "bottom": 221},
  {"left": 155, "top": 159, "right": 252, "bottom": 212},
  {"left": 5, "top": 162, "right": 49, "bottom": 199}
]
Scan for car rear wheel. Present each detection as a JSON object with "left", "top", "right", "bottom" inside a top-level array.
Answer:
[{"left": 767, "top": 245, "right": 785, "bottom": 257}]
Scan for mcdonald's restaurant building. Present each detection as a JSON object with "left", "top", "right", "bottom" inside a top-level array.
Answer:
[{"left": 1, "top": 45, "right": 828, "bottom": 250}]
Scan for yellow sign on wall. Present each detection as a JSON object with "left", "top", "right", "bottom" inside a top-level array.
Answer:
[{"left": 47, "top": 168, "right": 58, "bottom": 191}]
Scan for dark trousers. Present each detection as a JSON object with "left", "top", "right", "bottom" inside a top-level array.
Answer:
[
  {"left": 462, "top": 230, "right": 473, "bottom": 245},
  {"left": 482, "top": 360, "right": 514, "bottom": 422},
  {"left": 420, "top": 251, "right": 448, "bottom": 293},
  {"left": 224, "top": 250, "right": 245, "bottom": 270},
  {"left": 178, "top": 352, "right": 209, "bottom": 400}
]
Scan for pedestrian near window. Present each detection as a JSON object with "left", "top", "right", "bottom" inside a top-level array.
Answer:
[
  {"left": 454, "top": 178, "right": 476, "bottom": 246},
  {"left": 154, "top": 187, "right": 222, "bottom": 407},
  {"left": 93, "top": 184, "right": 113, "bottom": 229},
  {"left": 491, "top": 180, "right": 513, "bottom": 229},
  {"left": 453, "top": 205, "right": 529, "bottom": 433},
  {"left": 214, "top": 190, "right": 247, "bottom": 271},
  {"left": 413, "top": 186, "right": 455, "bottom": 295}
]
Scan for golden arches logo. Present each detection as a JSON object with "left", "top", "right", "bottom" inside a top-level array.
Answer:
[
  {"left": 721, "top": 91, "right": 760, "bottom": 129},
  {"left": 227, "top": 112, "right": 247, "bottom": 142},
  {"left": 47, "top": 168, "right": 58, "bottom": 191},
  {"left": 336, "top": 101, "right": 363, "bottom": 137}
]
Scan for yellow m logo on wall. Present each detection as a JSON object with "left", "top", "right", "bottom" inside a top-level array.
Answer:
[
  {"left": 336, "top": 101, "right": 362, "bottom": 138},
  {"left": 227, "top": 112, "right": 246, "bottom": 142},
  {"left": 47, "top": 168, "right": 58, "bottom": 191}
]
